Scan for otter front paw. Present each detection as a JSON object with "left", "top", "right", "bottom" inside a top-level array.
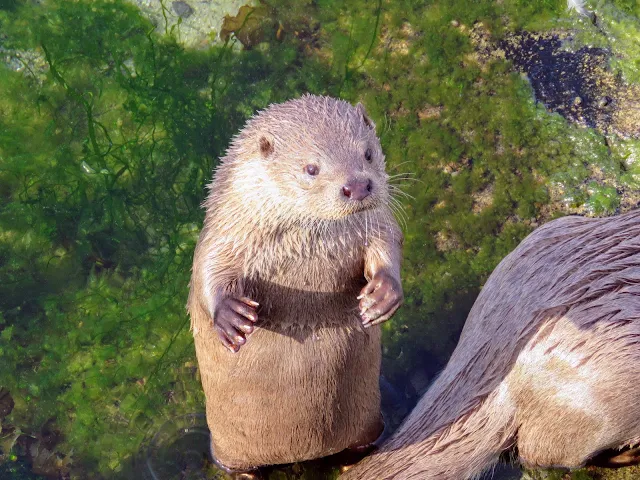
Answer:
[
  {"left": 358, "top": 271, "right": 403, "bottom": 327},
  {"left": 213, "top": 297, "right": 259, "bottom": 353}
]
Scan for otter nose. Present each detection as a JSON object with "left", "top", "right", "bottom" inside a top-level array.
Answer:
[{"left": 342, "top": 179, "right": 372, "bottom": 201}]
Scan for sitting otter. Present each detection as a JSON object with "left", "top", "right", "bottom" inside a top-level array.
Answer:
[
  {"left": 187, "top": 95, "right": 404, "bottom": 475},
  {"left": 342, "top": 210, "right": 640, "bottom": 479}
]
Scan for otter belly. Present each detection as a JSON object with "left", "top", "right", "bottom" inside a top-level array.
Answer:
[{"left": 194, "top": 311, "right": 382, "bottom": 470}]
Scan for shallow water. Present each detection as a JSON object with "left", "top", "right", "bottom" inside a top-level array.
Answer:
[{"left": 1, "top": 0, "right": 639, "bottom": 479}]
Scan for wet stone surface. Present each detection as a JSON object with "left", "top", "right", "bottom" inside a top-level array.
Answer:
[
  {"left": 500, "top": 33, "right": 614, "bottom": 134},
  {"left": 0, "top": 388, "right": 14, "bottom": 419},
  {"left": 473, "top": 29, "right": 640, "bottom": 139},
  {"left": 125, "top": 0, "right": 253, "bottom": 48},
  {"left": 172, "top": 1, "right": 194, "bottom": 19}
]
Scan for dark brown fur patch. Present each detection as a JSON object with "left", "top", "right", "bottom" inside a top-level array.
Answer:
[
  {"left": 356, "top": 103, "right": 375, "bottom": 131},
  {"left": 259, "top": 136, "right": 274, "bottom": 157}
]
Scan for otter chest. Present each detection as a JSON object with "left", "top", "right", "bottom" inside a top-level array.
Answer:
[{"left": 244, "top": 228, "right": 366, "bottom": 292}]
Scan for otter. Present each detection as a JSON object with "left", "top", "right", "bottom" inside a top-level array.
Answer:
[
  {"left": 187, "top": 95, "right": 404, "bottom": 474},
  {"left": 342, "top": 210, "right": 640, "bottom": 480}
]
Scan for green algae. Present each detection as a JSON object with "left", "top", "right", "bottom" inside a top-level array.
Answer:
[
  {"left": 0, "top": 1, "right": 343, "bottom": 476},
  {"left": 568, "top": 0, "right": 640, "bottom": 85},
  {"left": 1, "top": 0, "right": 639, "bottom": 478},
  {"left": 526, "top": 466, "right": 640, "bottom": 480}
]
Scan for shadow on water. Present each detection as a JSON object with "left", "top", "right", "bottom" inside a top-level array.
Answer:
[{"left": 138, "top": 414, "right": 220, "bottom": 480}]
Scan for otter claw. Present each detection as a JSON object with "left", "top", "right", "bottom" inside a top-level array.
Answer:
[
  {"left": 359, "top": 271, "right": 403, "bottom": 326},
  {"left": 213, "top": 296, "right": 259, "bottom": 352}
]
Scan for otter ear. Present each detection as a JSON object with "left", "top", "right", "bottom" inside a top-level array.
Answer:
[
  {"left": 356, "top": 102, "right": 376, "bottom": 131},
  {"left": 258, "top": 133, "right": 275, "bottom": 159}
]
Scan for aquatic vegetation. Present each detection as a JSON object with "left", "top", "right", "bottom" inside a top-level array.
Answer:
[
  {"left": 0, "top": 0, "right": 638, "bottom": 478},
  {"left": 524, "top": 466, "right": 640, "bottom": 479},
  {"left": 567, "top": 0, "right": 594, "bottom": 18},
  {"left": 0, "top": 1, "right": 343, "bottom": 476}
]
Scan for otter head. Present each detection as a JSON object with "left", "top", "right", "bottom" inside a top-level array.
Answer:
[
  {"left": 236, "top": 95, "right": 388, "bottom": 226},
  {"left": 233, "top": 94, "right": 389, "bottom": 225}
]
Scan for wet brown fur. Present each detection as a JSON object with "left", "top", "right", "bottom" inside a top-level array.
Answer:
[
  {"left": 342, "top": 210, "right": 640, "bottom": 479},
  {"left": 187, "top": 95, "right": 403, "bottom": 470}
]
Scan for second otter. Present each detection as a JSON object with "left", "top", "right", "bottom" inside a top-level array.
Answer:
[
  {"left": 187, "top": 95, "right": 403, "bottom": 474},
  {"left": 342, "top": 210, "right": 640, "bottom": 479}
]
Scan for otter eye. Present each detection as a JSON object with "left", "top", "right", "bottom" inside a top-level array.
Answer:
[
  {"left": 364, "top": 148, "right": 373, "bottom": 162},
  {"left": 305, "top": 164, "right": 319, "bottom": 176}
]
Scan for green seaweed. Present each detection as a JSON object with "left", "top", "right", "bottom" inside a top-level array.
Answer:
[{"left": 1, "top": 0, "right": 639, "bottom": 478}]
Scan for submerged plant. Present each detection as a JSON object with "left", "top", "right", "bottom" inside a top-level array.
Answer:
[{"left": 567, "top": 0, "right": 593, "bottom": 18}]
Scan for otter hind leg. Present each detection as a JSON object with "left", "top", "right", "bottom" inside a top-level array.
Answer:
[
  {"left": 588, "top": 446, "right": 640, "bottom": 469},
  {"left": 227, "top": 472, "right": 264, "bottom": 480},
  {"left": 335, "top": 417, "right": 385, "bottom": 472},
  {"left": 347, "top": 415, "right": 385, "bottom": 451},
  {"left": 210, "top": 446, "right": 264, "bottom": 479},
  {"left": 515, "top": 388, "right": 612, "bottom": 469},
  {"left": 214, "top": 461, "right": 264, "bottom": 480},
  {"left": 510, "top": 317, "right": 640, "bottom": 470}
]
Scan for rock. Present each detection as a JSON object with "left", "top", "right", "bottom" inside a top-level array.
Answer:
[
  {"left": 498, "top": 32, "right": 616, "bottom": 134},
  {"left": 470, "top": 28, "right": 640, "bottom": 139},
  {"left": 0, "top": 387, "right": 14, "bottom": 419},
  {"left": 0, "top": 47, "right": 48, "bottom": 83},
  {"left": 219, "top": 4, "right": 274, "bottom": 49},
  {"left": 408, "top": 368, "right": 431, "bottom": 396},
  {"left": 481, "top": 463, "right": 522, "bottom": 480},
  {"left": 379, "top": 375, "right": 410, "bottom": 430},
  {"left": 171, "top": 1, "right": 193, "bottom": 19},
  {"left": 124, "top": 0, "right": 258, "bottom": 48}
]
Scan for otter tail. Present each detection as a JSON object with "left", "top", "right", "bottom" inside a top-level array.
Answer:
[{"left": 340, "top": 384, "right": 517, "bottom": 480}]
